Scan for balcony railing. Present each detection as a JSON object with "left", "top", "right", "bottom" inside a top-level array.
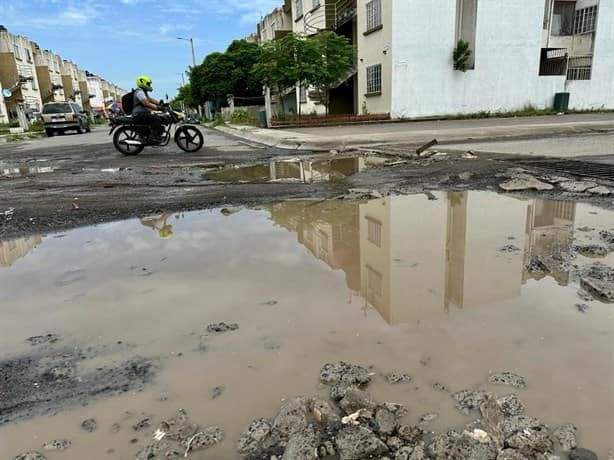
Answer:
[
  {"left": 304, "top": 0, "right": 356, "bottom": 34},
  {"left": 567, "top": 55, "right": 593, "bottom": 80}
]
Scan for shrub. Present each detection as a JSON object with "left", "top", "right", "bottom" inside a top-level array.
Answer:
[
  {"left": 230, "top": 108, "right": 253, "bottom": 125},
  {"left": 453, "top": 40, "right": 472, "bottom": 72},
  {"left": 28, "top": 120, "right": 44, "bottom": 132}
]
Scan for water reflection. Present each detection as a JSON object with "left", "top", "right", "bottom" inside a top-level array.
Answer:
[
  {"left": 140, "top": 213, "right": 174, "bottom": 239},
  {"left": 267, "top": 192, "right": 578, "bottom": 325},
  {"left": 209, "top": 157, "right": 385, "bottom": 183},
  {"left": 0, "top": 235, "right": 43, "bottom": 267},
  {"left": 1, "top": 167, "right": 56, "bottom": 177}
]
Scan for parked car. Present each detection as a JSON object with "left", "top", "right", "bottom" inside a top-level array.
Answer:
[{"left": 41, "top": 102, "right": 91, "bottom": 136}]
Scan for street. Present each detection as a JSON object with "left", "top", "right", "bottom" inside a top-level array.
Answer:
[{"left": 2, "top": 122, "right": 614, "bottom": 459}]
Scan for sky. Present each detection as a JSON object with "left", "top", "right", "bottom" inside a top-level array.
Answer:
[{"left": 2, "top": 0, "right": 282, "bottom": 99}]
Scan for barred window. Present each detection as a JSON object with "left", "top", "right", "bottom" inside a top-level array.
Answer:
[
  {"left": 567, "top": 55, "right": 593, "bottom": 80},
  {"left": 574, "top": 6, "right": 598, "bottom": 34},
  {"left": 295, "top": 0, "right": 303, "bottom": 18},
  {"left": 366, "top": 217, "right": 382, "bottom": 247},
  {"left": 366, "top": 0, "right": 382, "bottom": 32},
  {"left": 366, "top": 64, "right": 382, "bottom": 95}
]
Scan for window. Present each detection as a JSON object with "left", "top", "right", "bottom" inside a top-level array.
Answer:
[
  {"left": 367, "top": 217, "right": 382, "bottom": 247},
  {"left": 567, "top": 55, "right": 593, "bottom": 80},
  {"left": 295, "top": 0, "right": 303, "bottom": 18},
  {"left": 574, "top": 6, "right": 598, "bottom": 34},
  {"left": 13, "top": 44, "right": 21, "bottom": 59},
  {"left": 25, "top": 48, "right": 32, "bottom": 62},
  {"left": 366, "top": 64, "right": 382, "bottom": 95},
  {"left": 366, "top": 0, "right": 382, "bottom": 32},
  {"left": 367, "top": 265, "right": 383, "bottom": 298},
  {"left": 551, "top": 1, "right": 575, "bottom": 36}
]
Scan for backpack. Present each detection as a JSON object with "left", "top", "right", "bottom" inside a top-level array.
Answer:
[{"left": 121, "top": 89, "right": 135, "bottom": 115}]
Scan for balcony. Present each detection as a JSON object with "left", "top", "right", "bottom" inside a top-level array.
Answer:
[
  {"left": 17, "top": 64, "right": 34, "bottom": 82},
  {"left": 539, "top": 48, "right": 568, "bottom": 76},
  {"left": 304, "top": 0, "right": 356, "bottom": 34}
]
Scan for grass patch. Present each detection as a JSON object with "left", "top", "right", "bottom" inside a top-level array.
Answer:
[
  {"left": 28, "top": 120, "right": 44, "bottom": 132},
  {"left": 211, "top": 112, "right": 226, "bottom": 127},
  {"left": 448, "top": 105, "right": 614, "bottom": 120},
  {"left": 230, "top": 109, "right": 257, "bottom": 126}
]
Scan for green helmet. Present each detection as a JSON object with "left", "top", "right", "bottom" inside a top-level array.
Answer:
[{"left": 136, "top": 75, "right": 153, "bottom": 92}]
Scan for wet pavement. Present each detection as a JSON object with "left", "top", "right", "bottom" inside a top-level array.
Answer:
[{"left": 1, "top": 191, "right": 614, "bottom": 459}]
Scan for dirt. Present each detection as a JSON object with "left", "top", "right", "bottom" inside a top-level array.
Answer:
[{"left": 2, "top": 128, "right": 614, "bottom": 241}]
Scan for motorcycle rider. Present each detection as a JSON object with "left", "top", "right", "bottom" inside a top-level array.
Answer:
[{"left": 132, "top": 75, "right": 164, "bottom": 142}]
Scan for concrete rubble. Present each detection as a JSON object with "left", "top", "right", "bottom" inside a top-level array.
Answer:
[{"left": 234, "top": 362, "right": 598, "bottom": 460}]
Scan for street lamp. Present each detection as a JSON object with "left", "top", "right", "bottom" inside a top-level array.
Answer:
[{"left": 176, "top": 37, "right": 196, "bottom": 67}]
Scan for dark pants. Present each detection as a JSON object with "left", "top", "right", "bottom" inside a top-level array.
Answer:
[{"left": 133, "top": 112, "right": 164, "bottom": 138}]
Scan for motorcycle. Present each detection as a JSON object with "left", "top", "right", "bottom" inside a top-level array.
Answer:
[{"left": 109, "top": 104, "right": 204, "bottom": 155}]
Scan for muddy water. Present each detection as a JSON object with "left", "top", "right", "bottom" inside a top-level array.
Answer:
[
  {"left": 1, "top": 192, "right": 613, "bottom": 459},
  {"left": 208, "top": 156, "right": 386, "bottom": 183}
]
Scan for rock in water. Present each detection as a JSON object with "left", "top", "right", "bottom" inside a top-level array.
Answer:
[
  {"left": 81, "top": 418, "right": 97, "bottom": 432},
  {"left": 452, "top": 390, "right": 493, "bottom": 414},
  {"left": 451, "top": 430, "right": 498, "bottom": 460},
  {"left": 499, "top": 175, "right": 553, "bottom": 192},
  {"left": 552, "top": 424, "right": 577, "bottom": 451},
  {"left": 569, "top": 448, "right": 599, "bottom": 460},
  {"left": 238, "top": 418, "right": 274, "bottom": 457},
  {"left": 282, "top": 426, "right": 319, "bottom": 460},
  {"left": 339, "top": 387, "right": 377, "bottom": 414},
  {"left": 272, "top": 397, "right": 310, "bottom": 440},
  {"left": 42, "top": 439, "right": 71, "bottom": 451},
  {"left": 13, "top": 454, "right": 47, "bottom": 460},
  {"left": 496, "top": 394, "right": 525, "bottom": 416},
  {"left": 488, "top": 372, "right": 527, "bottom": 388},
  {"left": 320, "top": 362, "right": 371, "bottom": 386},
  {"left": 581, "top": 277, "right": 614, "bottom": 303},
  {"left": 335, "top": 425, "right": 388, "bottom": 460}
]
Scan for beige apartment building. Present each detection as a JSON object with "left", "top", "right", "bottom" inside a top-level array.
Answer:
[
  {"left": 0, "top": 26, "right": 42, "bottom": 119},
  {"left": 0, "top": 24, "right": 125, "bottom": 122},
  {"left": 33, "top": 45, "right": 66, "bottom": 104}
]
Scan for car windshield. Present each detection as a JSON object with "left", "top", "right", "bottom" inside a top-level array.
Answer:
[{"left": 43, "top": 103, "right": 72, "bottom": 114}]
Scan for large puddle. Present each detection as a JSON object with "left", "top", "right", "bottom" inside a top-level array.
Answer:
[{"left": 1, "top": 192, "right": 613, "bottom": 459}]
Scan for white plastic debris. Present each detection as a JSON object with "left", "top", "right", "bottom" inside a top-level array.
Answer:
[
  {"left": 153, "top": 428, "right": 166, "bottom": 441},
  {"left": 341, "top": 409, "right": 367, "bottom": 425},
  {"left": 2, "top": 207, "right": 14, "bottom": 217},
  {"left": 466, "top": 428, "right": 491, "bottom": 444}
]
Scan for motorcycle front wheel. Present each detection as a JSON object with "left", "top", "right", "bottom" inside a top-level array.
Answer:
[
  {"left": 175, "top": 125, "right": 204, "bottom": 152},
  {"left": 113, "top": 126, "right": 144, "bottom": 155}
]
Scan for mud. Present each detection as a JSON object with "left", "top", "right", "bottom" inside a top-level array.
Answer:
[{"left": 2, "top": 152, "right": 614, "bottom": 458}]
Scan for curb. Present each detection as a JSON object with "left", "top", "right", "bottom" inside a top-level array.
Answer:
[{"left": 215, "top": 121, "right": 614, "bottom": 153}]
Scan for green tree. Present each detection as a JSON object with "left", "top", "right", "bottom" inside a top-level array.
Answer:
[
  {"left": 189, "top": 40, "right": 262, "bottom": 107},
  {"left": 253, "top": 33, "right": 319, "bottom": 116},
  {"left": 171, "top": 84, "right": 195, "bottom": 110},
  {"left": 310, "top": 31, "right": 356, "bottom": 114}
]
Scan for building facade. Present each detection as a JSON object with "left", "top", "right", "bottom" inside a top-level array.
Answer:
[
  {"left": 259, "top": 0, "right": 613, "bottom": 118},
  {"left": 0, "top": 24, "right": 125, "bottom": 122},
  {"left": 0, "top": 27, "right": 42, "bottom": 119},
  {"left": 358, "top": 0, "right": 613, "bottom": 118}
]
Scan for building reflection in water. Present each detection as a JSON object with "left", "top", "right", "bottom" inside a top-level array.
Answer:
[
  {"left": 0, "top": 235, "right": 43, "bottom": 267},
  {"left": 210, "top": 157, "right": 385, "bottom": 184},
  {"left": 267, "top": 192, "right": 577, "bottom": 325}
]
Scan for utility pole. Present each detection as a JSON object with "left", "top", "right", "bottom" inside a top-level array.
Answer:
[
  {"left": 177, "top": 37, "right": 199, "bottom": 115},
  {"left": 177, "top": 72, "right": 185, "bottom": 86}
]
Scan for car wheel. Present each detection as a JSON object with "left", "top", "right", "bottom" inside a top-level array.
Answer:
[{"left": 45, "top": 128, "right": 54, "bottom": 137}]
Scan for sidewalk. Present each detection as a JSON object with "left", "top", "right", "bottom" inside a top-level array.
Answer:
[{"left": 215, "top": 113, "right": 614, "bottom": 152}]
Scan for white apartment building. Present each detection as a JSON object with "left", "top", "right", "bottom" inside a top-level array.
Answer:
[
  {"left": 87, "top": 74, "right": 105, "bottom": 113},
  {"left": 258, "top": 1, "right": 293, "bottom": 43},
  {"left": 0, "top": 27, "right": 43, "bottom": 118},
  {"left": 273, "top": 0, "right": 613, "bottom": 118},
  {"left": 357, "top": 0, "right": 613, "bottom": 118}
]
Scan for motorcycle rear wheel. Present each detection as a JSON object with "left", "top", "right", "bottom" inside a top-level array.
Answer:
[{"left": 113, "top": 126, "right": 144, "bottom": 155}]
